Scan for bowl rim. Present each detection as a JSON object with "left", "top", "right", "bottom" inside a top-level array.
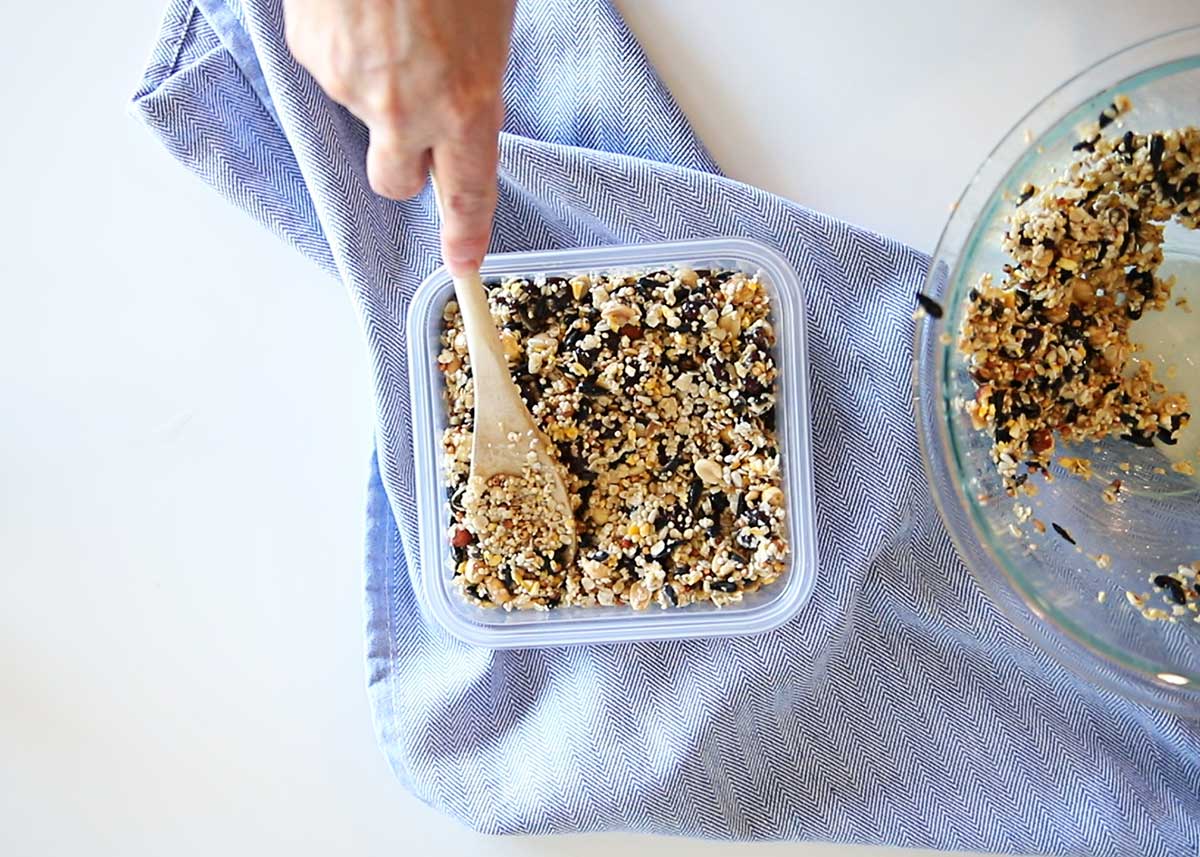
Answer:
[{"left": 914, "top": 24, "right": 1200, "bottom": 714}]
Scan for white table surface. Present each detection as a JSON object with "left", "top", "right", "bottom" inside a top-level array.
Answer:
[{"left": 3, "top": 2, "right": 1197, "bottom": 855}]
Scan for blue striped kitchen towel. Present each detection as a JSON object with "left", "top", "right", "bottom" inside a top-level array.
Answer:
[{"left": 132, "top": 1, "right": 1200, "bottom": 854}]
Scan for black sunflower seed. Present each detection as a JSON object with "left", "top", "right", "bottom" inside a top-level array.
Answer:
[
  {"left": 1153, "top": 574, "right": 1187, "bottom": 605},
  {"left": 1120, "top": 431, "right": 1155, "bottom": 448},
  {"left": 579, "top": 378, "right": 607, "bottom": 398},
  {"left": 734, "top": 529, "right": 757, "bottom": 550},
  {"left": 1157, "top": 427, "right": 1179, "bottom": 446},
  {"left": 915, "top": 292, "right": 944, "bottom": 319},
  {"left": 1150, "top": 133, "right": 1165, "bottom": 169},
  {"left": 1051, "top": 522, "right": 1077, "bottom": 545}
]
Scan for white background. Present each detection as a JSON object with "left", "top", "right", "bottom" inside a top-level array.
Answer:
[{"left": 3, "top": 2, "right": 1198, "bottom": 856}]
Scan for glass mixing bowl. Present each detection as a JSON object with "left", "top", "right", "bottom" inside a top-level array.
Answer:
[{"left": 915, "top": 26, "right": 1200, "bottom": 715}]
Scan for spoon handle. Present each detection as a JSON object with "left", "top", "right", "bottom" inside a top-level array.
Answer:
[
  {"left": 429, "top": 175, "right": 535, "bottom": 458},
  {"left": 451, "top": 270, "right": 531, "bottom": 438}
]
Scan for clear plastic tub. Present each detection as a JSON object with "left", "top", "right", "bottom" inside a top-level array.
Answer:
[{"left": 406, "top": 237, "right": 817, "bottom": 648}]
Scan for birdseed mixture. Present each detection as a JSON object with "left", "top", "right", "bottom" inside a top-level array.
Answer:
[
  {"left": 439, "top": 266, "right": 788, "bottom": 611},
  {"left": 958, "top": 99, "right": 1195, "bottom": 494},
  {"left": 461, "top": 462, "right": 575, "bottom": 599},
  {"left": 928, "top": 99, "right": 1200, "bottom": 626}
]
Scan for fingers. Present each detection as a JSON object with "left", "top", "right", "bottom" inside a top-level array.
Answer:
[
  {"left": 282, "top": 0, "right": 504, "bottom": 271},
  {"left": 432, "top": 115, "right": 502, "bottom": 275},
  {"left": 366, "top": 127, "right": 430, "bottom": 200}
]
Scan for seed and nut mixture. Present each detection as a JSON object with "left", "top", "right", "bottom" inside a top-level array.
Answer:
[
  {"left": 439, "top": 266, "right": 788, "bottom": 611},
  {"left": 461, "top": 461, "right": 575, "bottom": 602},
  {"left": 958, "top": 102, "right": 1196, "bottom": 495}
]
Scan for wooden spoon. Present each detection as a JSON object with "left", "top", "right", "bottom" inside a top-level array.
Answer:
[{"left": 431, "top": 180, "right": 576, "bottom": 561}]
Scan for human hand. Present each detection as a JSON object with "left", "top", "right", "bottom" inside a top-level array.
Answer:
[{"left": 284, "top": 0, "right": 516, "bottom": 274}]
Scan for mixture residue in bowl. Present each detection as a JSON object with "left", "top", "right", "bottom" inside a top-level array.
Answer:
[
  {"left": 440, "top": 267, "right": 788, "bottom": 611},
  {"left": 956, "top": 99, "right": 1200, "bottom": 623},
  {"left": 960, "top": 104, "right": 1195, "bottom": 493}
]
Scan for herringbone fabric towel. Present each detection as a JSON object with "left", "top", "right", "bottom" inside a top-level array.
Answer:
[{"left": 132, "top": 1, "right": 1200, "bottom": 853}]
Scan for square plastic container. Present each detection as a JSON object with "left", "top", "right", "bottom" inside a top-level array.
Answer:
[{"left": 406, "top": 237, "right": 817, "bottom": 648}]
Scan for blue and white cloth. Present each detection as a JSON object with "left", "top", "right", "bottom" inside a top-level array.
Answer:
[{"left": 132, "top": 2, "right": 1200, "bottom": 853}]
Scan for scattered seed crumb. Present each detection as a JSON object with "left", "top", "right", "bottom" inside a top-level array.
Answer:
[
  {"left": 1102, "top": 479, "right": 1123, "bottom": 504},
  {"left": 1093, "top": 553, "right": 1111, "bottom": 569},
  {"left": 1058, "top": 456, "right": 1093, "bottom": 479},
  {"left": 1097, "top": 590, "right": 1108, "bottom": 603},
  {"left": 1032, "top": 519, "right": 1046, "bottom": 534},
  {"left": 1172, "top": 460, "right": 1195, "bottom": 476},
  {"left": 1013, "top": 503, "right": 1032, "bottom": 523},
  {"left": 1118, "top": 462, "right": 1131, "bottom": 473},
  {"left": 1023, "top": 127, "right": 1035, "bottom": 145},
  {"left": 1153, "top": 466, "right": 1167, "bottom": 476},
  {"left": 1121, "top": 564, "right": 1200, "bottom": 622}
]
